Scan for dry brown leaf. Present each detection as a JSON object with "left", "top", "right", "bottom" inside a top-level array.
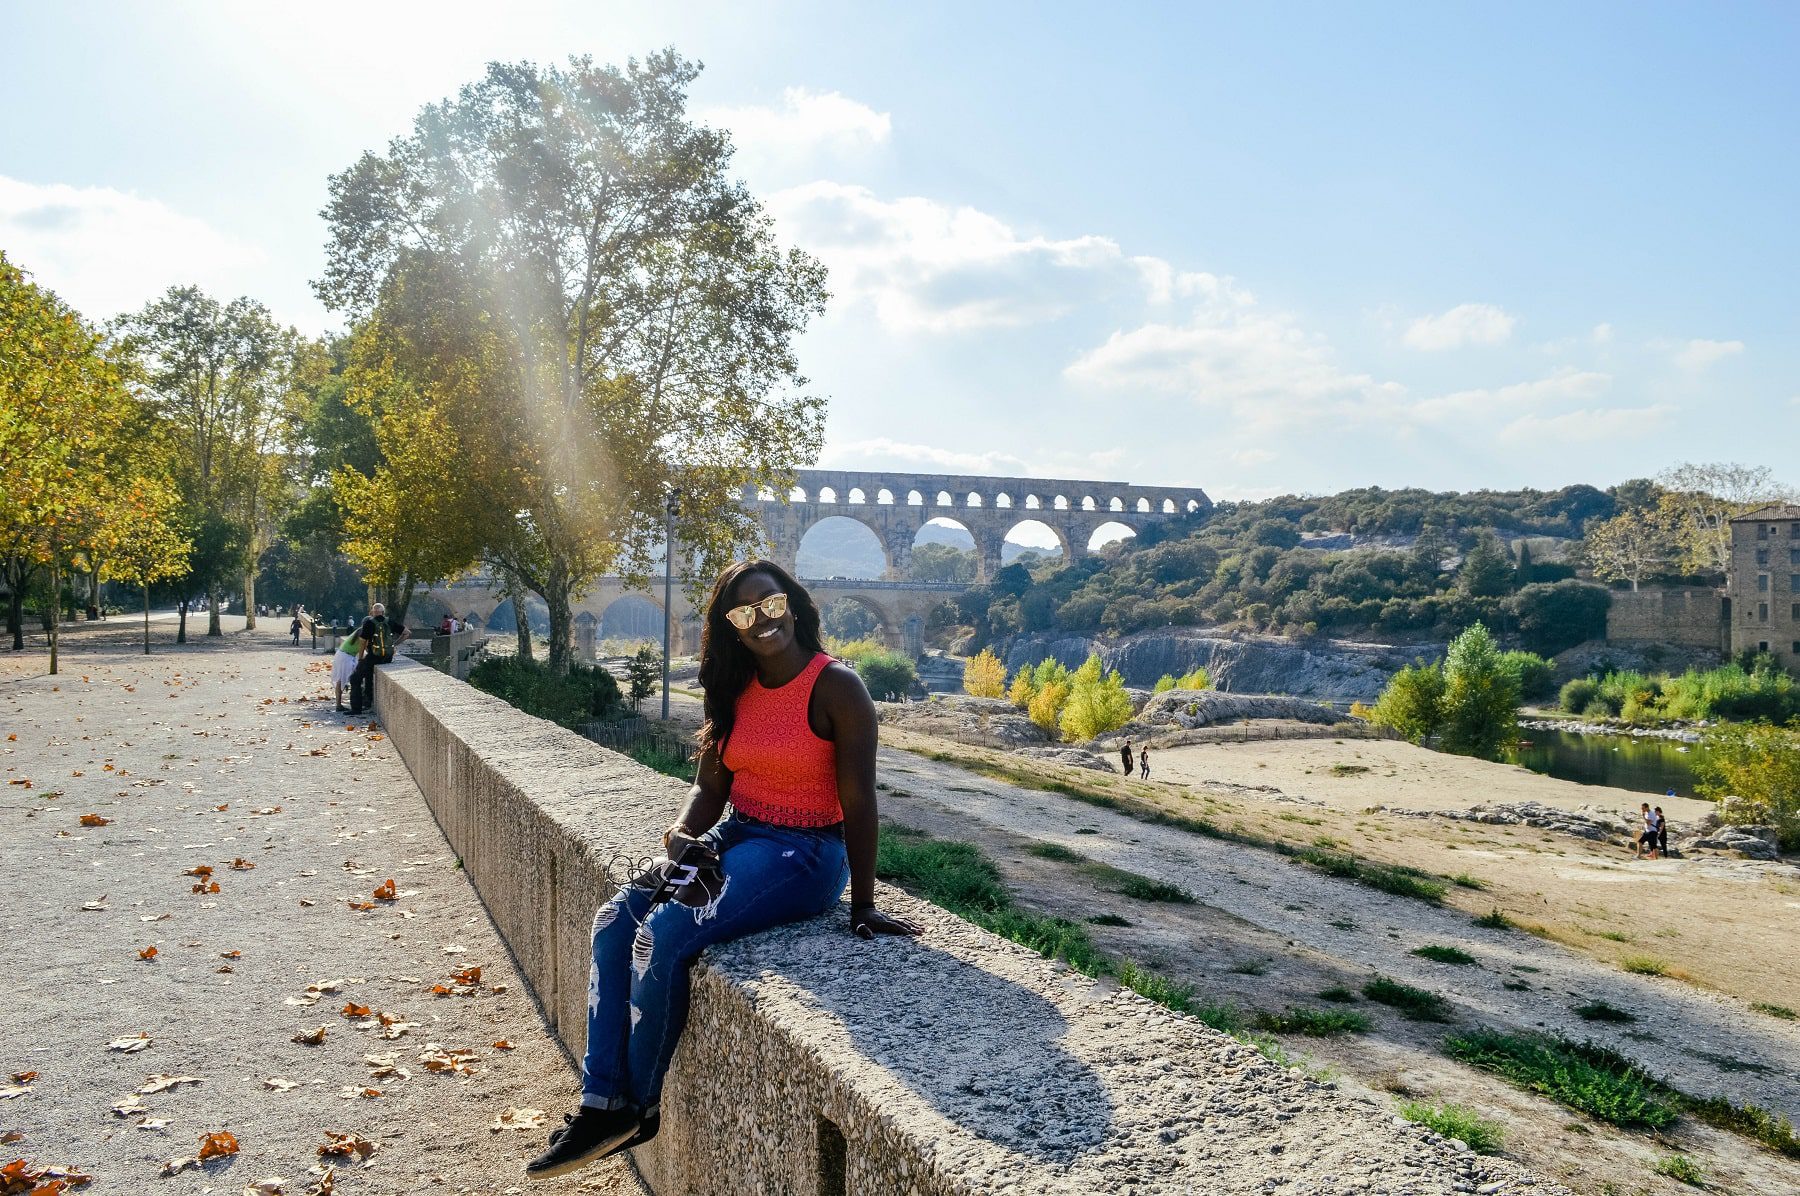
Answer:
[
  {"left": 215, "top": 803, "right": 229, "bottom": 812},
  {"left": 371, "top": 879, "right": 396, "bottom": 901},
  {"left": 345, "top": 900, "right": 374, "bottom": 912},
  {"left": 450, "top": 965, "right": 482, "bottom": 985},
  {"left": 78, "top": 813, "right": 109, "bottom": 827},
  {"left": 307, "top": 1166, "right": 336, "bottom": 1195},
  {"left": 162, "top": 1155, "right": 202, "bottom": 1176},
  {"left": 489, "top": 1106, "right": 547, "bottom": 1133},
  {"left": 138, "top": 1074, "right": 203, "bottom": 1094},
  {"left": 292, "top": 1026, "right": 328, "bottom": 1046},
  {"left": 297, "top": 899, "right": 315, "bottom": 907},
  {"left": 0, "top": 1130, "right": 20, "bottom": 1143},
  {"left": 220, "top": 950, "right": 242, "bottom": 959},
  {"left": 243, "top": 1178, "right": 287, "bottom": 1195},
  {"left": 229, "top": 858, "right": 255, "bottom": 871},
  {"left": 262, "top": 1077, "right": 298, "bottom": 1091},
  {"left": 10, "top": 1071, "right": 37, "bottom": 1084},
  {"left": 106, "top": 1033, "right": 152, "bottom": 1053},
  {"left": 417, "top": 1044, "right": 478, "bottom": 1075},
  {"left": 491, "top": 1039, "right": 515, "bottom": 1051},
  {"left": 316, "top": 1130, "right": 376, "bottom": 1160},
  {"left": 137, "top": 945, "right": 158, "bottom": 961},
  {"left": 192, "top": 880, "right": 221, "bottom": 895},
  {"left": 340, "top": 1002, "right": 371, "bottom": 1018},
  {"left": 184, "top": 864, "right": 214, "bottom": 879},
  {"left": 197, "top": 1129, "right": 240, "bottom": 1160}
]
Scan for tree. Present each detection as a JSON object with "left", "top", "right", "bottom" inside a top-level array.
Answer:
[
  {"left": 1583, "top": 504, "right": 1680, "bottom": 590},
  {"left": 317, "top": 53, "right": 828, "bottom": 672},
  {"left": 1694, "top": 719, "right": 1800, "bottom": 850},
  {"left": 909, "top": 542, "right": 976, "bottom": 583},
  {"left": 1028, "top": 681, "right": 1069, "bottom": 732},
  {"left": 1658, "top": 462, "right": 1797, "bottom": 575},
  {"left": 963, "top": 648, "right": 1007, "bottom": 698},
  {"left": 1503, "top": 580, "right": 1611, "bottom": 656},
  {"left": 1007, "top": 667, "right": 1036, "bottom": 708},
  {"left": 1060, "top": 655, "right": 1134, "bottom": 742},
  {"left": 1438, "top": 622, "right": 1519, "bottom": 760},
  {"left": 1370, "top": 662, "right": 1446, "bottom": 745},
  {"left": 625, "top": 644, "right": 660, "bottom": 710},
  {"left": 856, "top": 651, "right": 916, "bottom": 702},
  {"left": 1458, "top": 532, "right": 1514, "bottom": 598},
  {"left": 97, "top": 476, "right": 191, "bottom": 654}
]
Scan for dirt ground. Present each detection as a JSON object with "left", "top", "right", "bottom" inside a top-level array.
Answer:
[{"left": 2, "top": 616, "right": 648, "bottom": 1196}]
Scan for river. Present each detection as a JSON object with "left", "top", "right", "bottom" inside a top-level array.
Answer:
[{"left": 1504, "top": 728, "right": 1705, "bottom": 798}]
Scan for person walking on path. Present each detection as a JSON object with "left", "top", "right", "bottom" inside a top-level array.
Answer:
[
  {"left": 289, "top": 606, "right": 304, "bottom": 647},
  {"left": 348, "top": 602, "right": 406, "bottom": 717},
  {"left": 331, "top": 625, "right": 362, "bottom": 712},
  {"left": 1120, "top": 739, "right": 1134, "bottom": 777},
  {"left": 1635, "top": 802, "right": 1659, "bottom": 860},
  {"left": 526, "top": 560, "right": 920, "bottom": 1179},
  {"left": 1139, "top": 746, "right": 1151, "bottom": 780},
  {"left": 1654, "top": 805, "right": 1669, "bottom": 858}
]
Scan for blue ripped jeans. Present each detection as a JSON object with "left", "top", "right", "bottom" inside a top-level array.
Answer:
[{"left": 581, "top": 813, "right": 850, "bottom": 1111}]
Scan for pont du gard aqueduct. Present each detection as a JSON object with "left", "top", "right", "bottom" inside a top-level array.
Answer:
[{"left": 417, "top": 469, "right": 1214, "bottom": 656}]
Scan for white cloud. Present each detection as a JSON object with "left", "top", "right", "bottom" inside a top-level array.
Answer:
[
  {"left": 1402, "top": 303, "right": 1516, "bottom": 350},
  {"left": 1230, "top": 448, "right": 1277, "bottom": 467},
  {"left": 1409, "top": 368, "right": 1613, "bottom": 423},
  {"left": 820, "top": 436, "right": 1033, "bottom": 475},
  {"left": 1499, "top": 404, "right": 1674, "bottom": 444},
  {"left": 1592, "top": 322, "right": 1614, "bottom": 344},
  {"left": 0, "top": 175, "right": 267, "bottom": 322},
  {"left": 1672, "top": 338, "right": 1744, "bottom": 370},
  {"left": 705, "top": 88, "right": 890, "bottom": 163},
  {"left": 771, "top": 181, "right": 1145, "bottom": 332}
]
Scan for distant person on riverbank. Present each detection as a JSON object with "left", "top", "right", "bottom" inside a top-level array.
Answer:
[
  {"left": 348, "top": 602, "right": 406, "bottom": 716},
  {"left": 1121, "top": 739, "right": 1134, "bottom": 776},
  {"left": 332, "top": 625, "right": 362, "bottom": 712},
  {"left": 1635, "top": 802, "right": 1659, "bottom": 860},
  {"left": 438, "top": 614, "right": 454, "bottom": 635},
  {"left": 1139, "top": 747, "right": 1151, "bottom": 780},
  {"left": 526, "top": 559, "right": 918, "bottom": 1180},
  {"left": 1655, "top": 805, "right": 1669, "bottom": 857}
]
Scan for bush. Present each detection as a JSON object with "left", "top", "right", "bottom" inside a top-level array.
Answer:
[
  {"left": 1498, "top": 650, "right": 1555, "bottom": 702},
  {"left": 1397, "top": 1101, "right": 1505, "bottom": 1154},
  {"left": 1696, "top": 718, "right": 1800, "bottom": 849},
  {"left": 825, "top": 636, "right": 886, "bottom": 664},
  {"left": 467, "top": 656, "right": 624, "bottom": 729},
  {"left": 1028, "top": 681, "right": 1070, "bottom": 732},
  {"left": 1442, "top": 1029, "right": 1678, "bottom": 1129},
  {"left": 855, "top": 650, "right": 917, "bottom": 702},
  {"left": 624, "top": 644, "right": 660, "bottom": 708},
  {"left": 1362, "top": 976, "right": 1454, "bottom": 1021},
  {"left": 1153, "top": 674, "right": 1177, "bottom": 694},
  {"left": 1559, "top": 677, "right": 1599, "bottom": 713},
  {"left": 963, "top": 648, "right": 1007, "bottom": 698},
  {"left": 1060, "top": 654, "right": 1134, "bottom": 742},
  {"left": 1370, "top": 661, "right": 1445, "bottom": 744},
  {"left": 1439, "top": 623, "right": 1519, "bottom": 760}
]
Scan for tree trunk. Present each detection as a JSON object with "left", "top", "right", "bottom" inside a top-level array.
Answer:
[
  {"left": 48, "top": 552, "right": 59, "bottom": 676},
  {"left": 87, "top": 565, "right": 101, "bottom": 621},
  {"left": 7, "top": 579, "right": 22, "bottom": 651},
  {"left": 504, "top": 571, "right": 531, "bottom": 661},
  {"left": 177, "top": 599, "right": 188, "bottom": 645},
  {"left": 395, "top": 576, "right": 416, "bottom": 625},
  {"left": 544, "top": 559, "right": 573, "bottom": 675},
  {"left": 207, "top": 584, "right": 222, "bottom": 636},
  {"left": 243, "top": 570, "right": 257, "bottom": 630},
  {"left": 143, "top": 584, "right": 151, "bottom": 654}
]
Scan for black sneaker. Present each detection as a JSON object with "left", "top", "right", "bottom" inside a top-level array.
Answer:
[{"left": 525, "top": 1105, "right": 642, "bottom": 1179}]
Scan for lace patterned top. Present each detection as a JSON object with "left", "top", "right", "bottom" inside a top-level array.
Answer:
[{"left": 723, "top": 652, "right": 842, "bottom": 827}]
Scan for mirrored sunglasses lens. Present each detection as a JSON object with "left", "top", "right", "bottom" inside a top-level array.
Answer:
[
  {"left": 726, "top": 606, "right": 756, "bottom": 629},
  {"left": 761, "top": 594, "right": 788, "bottom": 619}
]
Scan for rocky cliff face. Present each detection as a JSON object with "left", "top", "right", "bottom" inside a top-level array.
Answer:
[{"left": 998, "top": 629, "right": 1434, "bottom": 701}]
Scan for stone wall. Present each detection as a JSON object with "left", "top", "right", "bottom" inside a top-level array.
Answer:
[
  {"left": 374, "top": 659, "right": 1562, "bottom": 1195},
  {"left": 1604, "top": 586, "right": 1727, "bottom": 650}
]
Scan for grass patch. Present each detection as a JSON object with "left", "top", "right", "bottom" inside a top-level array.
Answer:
[
  {"left": 1573, "top": 1000, "right": 1637, "bottom": 1023},
  {"left": 1588, "top": 928, "right": 1634, "bottom": 942},
  {"left": 1448, "top": 872, "right": 1487, "bottom": 890},
  {"left": 1619, "top": 954, "right": 1674, "bottom": 977},
  {"left": 1329, "top": 763, "right": 1370, "bottom": 776},
  {"left": 1681, "top": 1093, "right": 1800, "bottom": 1157},
  {"left": 1473, "top": 908, "right": 1512, "bottom": 930},
  {"left": 1411, "top": 945, "right": 1478, "bottom": 965},
  {"left": 1752, "top": 1001, "right": 1797, "bottom": 1020},
  {"left": 625, "top": 739, "right": 693, "bottom": 780},
  {"left": 1653, "top": 1154, "right": 1705, "bottom": 1187},
  {"left": 1362, "top": 977, "right": 1454, "bottom": 1022},
  {"left": 1316, "top": 986, "right": 1359, "bottom": 1003},
  {"left": 1294, "top": 845, "right": 1449, "bottom": 903},
  {"left": 1442, "top": 1029, "right": 1677, "bottom": 1130},
  {"left": 1228, "top": 958, "right": 1271, "bottom": 976},
  {"left": 1396, "top": 1101, "right": 1505, "bottom": 1154},
  {"left": 1253, "top": 1006, "right": 1371, "bottom": 1036},
  {"left": 1087, "top": 913, "right": 1132, "bottom": 927},
  {"left": 1113, "top": 874, "right": 1196, "bottom": 903},
  {"left": 1026, "top": 841, "right": 1086, "bottom": 862}
]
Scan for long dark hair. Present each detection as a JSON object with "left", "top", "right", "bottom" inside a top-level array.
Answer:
[{"left": 696, "top": 560, "right": 824, "bottom": 759}]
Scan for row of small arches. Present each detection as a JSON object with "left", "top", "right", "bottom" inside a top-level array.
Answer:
[{"left": 760, "top": 487, "right": 1202, "bottom": 514}]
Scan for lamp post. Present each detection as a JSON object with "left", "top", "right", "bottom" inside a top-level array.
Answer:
[{"left": 661, "top": 488, "right": 680, "bottom": 721}]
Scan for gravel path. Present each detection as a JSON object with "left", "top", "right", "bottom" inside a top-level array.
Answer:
[
  {"left": 1, "top": 620, "right": 648, "bottom": 1195},
  {"left": 879, "top": 749, "right": 1800, "bottom": 1121}
]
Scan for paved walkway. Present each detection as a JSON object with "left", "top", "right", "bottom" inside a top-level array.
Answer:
[{"left": 1, "top": 620, "right": 647, "bottom": 1195}]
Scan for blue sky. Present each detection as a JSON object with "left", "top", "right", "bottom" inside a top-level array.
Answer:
[{"left": 3, "top": 1, "right": 1795, "bottom": 504}]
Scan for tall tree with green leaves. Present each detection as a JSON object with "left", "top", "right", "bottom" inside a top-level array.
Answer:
[
  {"left": 1583, "top": 502, "right": 1681, "bottom": 590},
  {"left": 97, "top": 476, "right": 192, "bottom": 654},
  {"left": 1657, "top": 461, "right": 1796, "bottom": 575},
  {"left": 316, "top": 52, "right": 829, "bottom": 672},
  {"left": 1439, "top": 622, "right": 1519, "bottom": 760}
]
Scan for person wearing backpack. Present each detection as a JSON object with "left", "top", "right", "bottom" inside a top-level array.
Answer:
[{"left": 348, "top": 602, "right": 407, "bottom": 716}]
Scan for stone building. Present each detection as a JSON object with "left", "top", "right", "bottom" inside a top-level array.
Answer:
[{"left": 1728, "top": 503, "right": 1800, "bottom": 671}]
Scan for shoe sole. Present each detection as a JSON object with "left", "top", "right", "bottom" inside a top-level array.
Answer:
[{"left": 524, "top": 1126, "right": 639, "bottom": 1180}]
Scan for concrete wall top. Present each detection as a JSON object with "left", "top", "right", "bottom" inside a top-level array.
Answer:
[{"left": 374, "top": 659, "right": 1561, "bottom": 1195}]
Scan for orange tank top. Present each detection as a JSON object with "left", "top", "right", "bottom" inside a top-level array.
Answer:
[{"left": 722, "top": 652, "right": 842, "bottom": 827}]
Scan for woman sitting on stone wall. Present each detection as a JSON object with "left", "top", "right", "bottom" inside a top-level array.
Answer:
[{"left": 527, "top": 559, "right": 920, "bottom": 1179}]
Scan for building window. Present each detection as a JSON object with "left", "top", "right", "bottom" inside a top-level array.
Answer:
[
  {"left": 1757, "top": 548, "right": 1770, "bottom": 564},
  {"left": 1759, "top": 603, "right": 1769, "bottom": 621},
  {"left": 1758, "top": 574, "right": 1770, "bottom": 591},
  {"left": 1794, "top": 641, "right": 1800, "bottom": 655},
  {"left": 1793, "top": 603, "right": 1800, "bottom": 620},
  {"left": 1759, "top": 641, "right": 1770, "bottom": 652},
  {"left": 1791, "top": 548, "right": 1800, "bottom": 565},
  {"left": 1792, "top": 574, "right": 1800, "bottom": 591},
  {"left": 1758, "top": 524, "right": 1769, "bottom": 540}
]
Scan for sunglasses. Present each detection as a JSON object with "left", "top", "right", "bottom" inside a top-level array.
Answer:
[{"left": 723, "top": 592, "right": 788, "bottom": 630}]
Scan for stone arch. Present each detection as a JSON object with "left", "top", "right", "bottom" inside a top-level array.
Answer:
[
  {"left": 910, "top": 518, "right": 979, "bottom": 584},
  {"left": 817, "top": 593, "right": 902, "bottom": 654},
  {"left": 757, "top": 485, "right": 777, "bottom": 501},
  {"left": 936, "top": 490, "right": 953, "bottom": 507},
  {"left": 788, "top": 485, "right": 807, "bottom": 502},
  {"left": 1185, "top": 498, "right": 1203, "bottom": 513},
  {"left": 796, "top": 515, "right": 889, "bottom": 580},
  {"left": 1136, "top": 497, "right": 1151, "bottom": 513},
  {"left": 1088, "top": 521, "right": 1137, "bottom": 551},
  {"left": 965, "top": 492, "right": 983, "bottom": 508},
  {"left": 907, "top": 490, "right": 924, "bottom": 506},
  {"left": 847, "top": 487, "right": 866, "bottom": 504},
  {"left": 1163, "top": 498, "right": 1177, "bottom": 513},
  {"left": 599, "top": 593, "right": 663, "bottom": 641},
  {"left": 1003, "top": 518, "right": 1070, "bottom": 562},
  {"left": 1024, "top": 494, "right": 1041, "bottom": 510},
  {"left": 877, "top": 488, "right": 895, "bottom": 505},
  {"left": 818, "top": 486, "right": 838, "bottom": 503},
  {"left": 1081, "top": 496, "right": 1096, "bottom": 511},
  {"left": 1053, "top": 495, "right": 1069, "bottom": 511},
  {"left": 1109, "top": 497, "right": 1125, "bottom": 512},
  {"left": 995, "top": 493, "right": 1012, "bottom": 509}
]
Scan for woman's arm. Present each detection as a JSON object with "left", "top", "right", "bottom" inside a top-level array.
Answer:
[
  {"left": 820, "top": 665, "right": 920, "bottom": 940},
  {"left": 664, "top": 742, "right": 731, "bottom": 850}
]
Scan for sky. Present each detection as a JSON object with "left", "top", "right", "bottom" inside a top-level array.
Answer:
[{"left": 3, "top": 0, "right": 1797, "bottom": 509}]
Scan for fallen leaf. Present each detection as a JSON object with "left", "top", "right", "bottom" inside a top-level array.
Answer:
[
  {"left": 371, "top": 879, "right": 396, "bottom": 901},
  {"left": 192, "top": 880, "right": 221, "bottom": 895},
  {"left": 216, "top": 803, "right": 229, "bottom": 811},
  {"left": 79, "top": 813, "right": 109, "bottom": 827},
  {"left": 111, "top": 1094, "right": 148, "bottom": 1116},
  {"left": 490, "top": 1106, "right": 547, "bottom": 1132},
  {"left": 262, "top": 1077, "right": 298, "bottom": 1091},
  {"left": 297, "top": 899, "right": 315, "bottom": 907},
  {"left": 316, "top": 1130, "right": 376, "bottom": 1160},
  {"left": 229, "top": 858, "right": 255, "bottom": 871},
  {"left": 80, "top": 897, "right": 108, "bottom": 912},
  {"left": 338, "top": 1085, "right": 382, "bottom": 1099},
  {"left": 162, "top": 1155, "right": 202, "bottom": 1176},
  {"left": 292, "top": 1026, "right": 328, "bottom": 1046},
  {"left": 217, "top": 964, "right": 235, "bottom": 974},
  {"left": 450, "top": 966, "right": 482, "bottom": 985},
  {"left": 491, "top": 1039, "right": 515, "bottom": 1051},
  {"left": 418, "top": 1044, "right": 478, "bottom": 1075},
  {"left": 138, "top": 1074, "right": 203, "bottom": 1094},
  {"left": 243, "top": 1178, "right": 287, "bottom": 1195},
  {"left": 345, "top": 900, "right": 374, "bottom": 912},
  {"left": 107, "top": 1033, "right": 152, "bottom": 1053},
  {"left": 9, "top": 1071, "right": 37, "bottom": 1085},
  {"left": 0, "top": 1130, "right": 19, "bottom": 1144},
  {"left": 220, "top": 950, "right": 242, "bottom": 959},
  {"left": 184, "top": 864, "right": 214, "bottom": 879},
  {"left": 138, "top": 1117, "right": 171, "bottom": 1131},
  {"left": 137, "top": 945, "right": 158, "bottom": 961},
  {"left": 340, "top": 1002, "right": 371, "bottom": 1018},
  {"left": 198, "top": 1129, "right": 240, "bottom": 1160},
  {"left": 308, "top": 1166, "right": 336, "bottom": 1195},
  {"left": 0, "top": 1083, "right": 28, "bottom": 1099}
]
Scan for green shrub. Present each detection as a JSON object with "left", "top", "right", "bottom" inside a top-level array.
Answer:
[
  {"left": 1362, "top": 976, "right": 1453, "bottom": 1021},
  {"left": 1412, "top": 945, "right": 1478, "bottom": 965},
  {"left": 1370, "top": 660, "right": 1445, "bottom": 744},
  {"left": 1253, "top": 1006, "right": 1371, "bottom": 1036},
  {"left": 1473, "top": 909, "right": 1512, "bottom": 929},
  {"left": 1498, "top": 650, "right": 1555, "bottom": 701},
  {"left": 1559, "top": 677, "right": 1600, "bottom": 714},
  {"left": 467, "top": 655, "right": 624, "bottom": 728},
  {"left": 1620, "top": 954, "right": 1671, "bottom": 977},
  {"left": 1114, "top": 875, "right": 1196, "bottom": 904},
  {"left": 1653, "top": 1155, "right": 1705, "bottom": 1187},
  {"left": 854, "top": 650, "right": 917, "bottom": 701},
  {"left": 1153, "top": 674, "right": 1177, "bottom": 693},
  {"left": 1574, "top": 1000, "right": 1636, "bottom": 1023},
  {"left": 1397, "top": 1101, "right": 1505, "bottom": 1153},
  {"left": 1695, "top": 718, "right": 1800, "bottom": 850},
  {"left": 1317, "top": 985, "right": 1359, "bottom": 1003},
  {"left": 1442, "top": 1029, "right": 1677, "bottom": 1129},
  {"left": 1087, "top": 913, "right": 1132, "bottom": 927},
  {"left": 1027, "top": 841, "right": 1086, "bottom": 862}
]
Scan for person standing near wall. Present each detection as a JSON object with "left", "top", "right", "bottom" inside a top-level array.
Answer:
[
  {"left": 526, "top": 560, "right": 919, "bottom": 1179},
  {"left": 348, "top": 602, "right": 406, "bottom": 716}
]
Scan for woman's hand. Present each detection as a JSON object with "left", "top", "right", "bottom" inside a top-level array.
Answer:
[
  {"left": 850, "top": 904, "right": 921, "bottom": 941},
  {"left": 662, "top": 823, "right": 692, "bottom": 853}
]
